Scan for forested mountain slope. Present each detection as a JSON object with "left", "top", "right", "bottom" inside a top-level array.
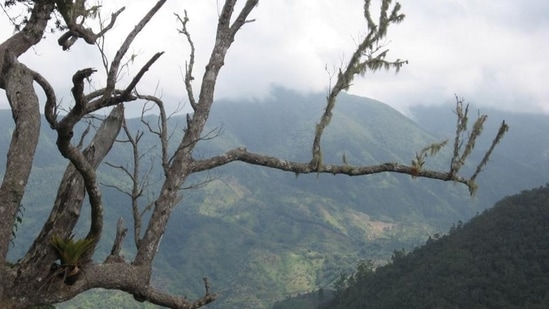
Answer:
[
  {"left": 321, "top": 184, "right": 549, "bottom": 309},
  {"left": 1, "top": 88, "right": 547, "bottom": 308}
]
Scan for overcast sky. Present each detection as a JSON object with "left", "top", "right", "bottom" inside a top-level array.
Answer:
[{"left": 1, "top": 0, "right": 548, "bottom": 115}]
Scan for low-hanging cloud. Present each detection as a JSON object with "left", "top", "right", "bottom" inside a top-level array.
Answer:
[{"left": 0, "top": 0, "right": 547, "bottom": 115}]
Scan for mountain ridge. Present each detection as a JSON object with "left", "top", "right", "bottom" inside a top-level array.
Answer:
[{"left": 1, "top": 88, "right": 547, "bottom": 308}]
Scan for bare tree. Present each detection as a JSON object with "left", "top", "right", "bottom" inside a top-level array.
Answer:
[{"left": 0, "top": 0, "right": 507, "bottom": 308}]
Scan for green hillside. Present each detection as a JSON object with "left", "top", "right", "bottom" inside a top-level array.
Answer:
[
  {"left": 2, "top": 88, "right": 547, "bottom": 308},
  {"left": 319, "top": 184, "right": 549, "bottom": 309}
]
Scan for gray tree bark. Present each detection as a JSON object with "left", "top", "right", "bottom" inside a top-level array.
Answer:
[{"left": 0, "top": 0, "right": 507, "bottom": 308}]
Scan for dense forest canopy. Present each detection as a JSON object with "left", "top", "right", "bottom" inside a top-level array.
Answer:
[{"left": 322, "top": 185, "right": 549, "bottom": 308}]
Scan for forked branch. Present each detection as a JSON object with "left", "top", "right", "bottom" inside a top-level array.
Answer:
[
  {"left": 443, "top": 97, "right": 509, "bottom": 195},
  {"left": 41, "top": 0, "right": 167, "bottom": 265}
]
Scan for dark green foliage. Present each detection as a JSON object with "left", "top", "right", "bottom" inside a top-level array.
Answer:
[{"left": 324, "top": 185, "right": 549, "bottom": 309}]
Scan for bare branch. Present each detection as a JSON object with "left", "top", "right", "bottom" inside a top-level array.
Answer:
[
  {"left": 87, "top": 51, "right": 164, "bottom": 113},
  {"left": 31, "top": 69, "right": 58, "bottom": 129},
  {"left": 35, "top": 262, "right": 216, "bottom": 308},
  {"left": 120, "top": 52, "right": 164, "bottom": 102},
  {"left": 123, "top": 119, "right": 145, "bottom": 248},
  {"left": 105, "top": 217, "right": 128, "bottom": 263},
  {"left": 102, "top": 0, "right": 166, "bottom": 102},
  {"left": 94, "top": 17, "right": 111, "bottom": 75},
  {"left": 101, "top": 181, "right": 133, "bottom": 198},
  {"left": 228, "top": 0, "right": 259, "bottom": 35},
  {"left": 105, "top": 161, "right": 136, "bottom": 183},
  {"left": 175, "top": 11, "right": 197, "bottom": 109},
  {"left": 136, "top": 94, "right": 170, "bottom": 172},
  {"left": 191, "top": 147, "right": 469, "bottom": 184},
  {"left": 180, "top": 173, "right": 216, "bottom": 191}
]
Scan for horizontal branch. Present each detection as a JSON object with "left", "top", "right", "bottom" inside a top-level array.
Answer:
[
  {"left": 190, "top": 147, "right": 468, "bottom": 184},
  {"left": 37, "top": 262, "right": 215, "bottom": 309}
]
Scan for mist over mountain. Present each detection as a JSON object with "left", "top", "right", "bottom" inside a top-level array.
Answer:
[{"left": 2, "top": 88, "right": 547, "bottom": 308}]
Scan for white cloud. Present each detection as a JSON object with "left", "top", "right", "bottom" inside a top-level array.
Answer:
[
  {"left": 350, "top": 0, "right": 549, "bottom": 113},
  {"left": 1, "top": 0, "right": 548, "bottom": 114}
]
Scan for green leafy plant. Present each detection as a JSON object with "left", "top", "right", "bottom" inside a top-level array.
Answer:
[
  {"left": 50, "top": 234, "right": 94, "bottom": 284},
  {"left": 10, "top": 204, "right": 24, "bottom": 245}
]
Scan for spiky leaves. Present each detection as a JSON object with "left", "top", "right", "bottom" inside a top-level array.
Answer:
[
  {"left": 50, "top": 234, "right": 94, "bottom": 284},
  {"left": 50, "top": 235, "right": 94, "bottom": 267}
]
